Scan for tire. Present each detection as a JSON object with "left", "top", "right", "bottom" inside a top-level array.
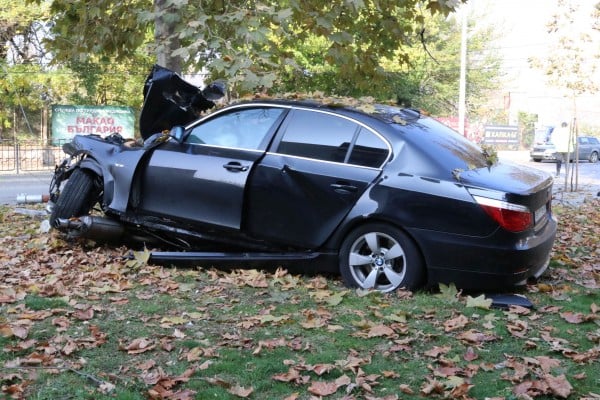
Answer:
[
  {"left": 589, "top": 151, "right": 599, "bottom": 163},
  {"left": 50, "top": 168, "right": 100, "bottom": 227},
  {"left": 339, "top": 223, "right": 425, "bottom": 292},
  {"left": 532, "top": 158, "right": 541, "bottom": 162}
]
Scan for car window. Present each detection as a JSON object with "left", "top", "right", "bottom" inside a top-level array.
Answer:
[
  {"left": 579, "top": 137, "right": 589, "bottom": 145},
  {"left": 187, "top": 107, "right": 284, "bottom": 149},
  {"left": 277, "top": 109, "right": 360, "bottom": 163},
  {"left": 347, "top": 128, "right": 389, "bottom": 168},
  {"left": 401, "top": 117, "right": 490, "bottom": 170},
  {"left": 589, "top": 137, "right": 599, "bottom": 145}
]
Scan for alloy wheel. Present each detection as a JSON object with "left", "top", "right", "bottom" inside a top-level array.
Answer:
[{"left": 347, "top": 231, "right": 407, "bottom": 292}]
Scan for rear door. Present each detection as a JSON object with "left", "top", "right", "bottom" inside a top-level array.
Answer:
[
  {"left": 138, "top": 106, "right": 286, "bottom": 229},
  {"left": 577, "top": 137, "right": 591, "bottom": 160},
  {"left": 245, "top": 108, "right": 390, "bottom": 248}
]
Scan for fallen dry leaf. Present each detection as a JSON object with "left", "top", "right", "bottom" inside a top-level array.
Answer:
[
  {"left": 73, "top": 307, "right": 94, "bottom": 320},
  {"left": 463, "top": 346, "right": 479, "bottom": 361},
  {"left": 560, "top": 311, "right": 595, "bottom": 324},
  {"left": 507, "top": 319, "right": 528, "bottom": 338},
  {"left": 308, "top": 380, "right": 341, "bottom": 397},
  {"left": 443, "top": 314, "right": 469, "bottom": 332},
  {"left": 456, "top": 329, "right": 497, "bottom": 345},
  {"left": 228, "top": 385, "right": 254, "bottom": 398},
  {"left": 119, "top": 337, "right": 156, "bottom": 354},
  {"left": 272, "top": 368, "right": 306, "bottom": 384},
  {"left": 367, "top": 324, "right": 396, "bottom": 338},
  {"left": 424, "top": 345, "right": 451, "bottom": 358},
  {"left": 465, "top": 294, "right": 492, "bottom": 309},
  {"left": 545, "top": 374, "right": 573, "bottom": 398}
]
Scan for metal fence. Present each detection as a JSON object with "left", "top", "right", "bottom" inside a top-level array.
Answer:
[{"left": 0, "top": 139, "right": 67, "bottom": 173}]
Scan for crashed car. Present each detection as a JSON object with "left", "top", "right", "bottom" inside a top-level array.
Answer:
[{"left": 49, "top": 65, "right": 557, "bottom": 292}]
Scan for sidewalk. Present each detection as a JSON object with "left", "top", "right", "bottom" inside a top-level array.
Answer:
[{"left": 0, "top": 171, "right": 53, "bottom": 180}]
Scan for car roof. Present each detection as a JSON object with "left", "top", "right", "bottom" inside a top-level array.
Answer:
[{"left": 223, "top": 98, "right": 423, "bottom": 125}]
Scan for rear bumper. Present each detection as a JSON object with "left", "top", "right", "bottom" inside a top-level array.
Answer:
[
  {"left": 413, "top": 216, "right": 557, "bottom": 290},
  {"left": 427, "top": 254, "right": 551, "bottom": 290},
  {"left": 530, "top": 151, "right": 556, "bottom": 161}
]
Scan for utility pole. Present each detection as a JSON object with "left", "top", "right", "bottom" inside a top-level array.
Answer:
[{"left": 458, "top": 4, "right": 468, "bottom": 137}]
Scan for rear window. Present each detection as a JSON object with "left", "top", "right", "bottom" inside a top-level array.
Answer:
[
  {"left": 348, "top": 128, "right": 389, "bottom": 168},
  {"left": 276, "top": 109, "right": 389, "bottom": 168},
  {"left": 399, "top": 117, "right": 489, "bottom": 170},
  {"left": 277, "top": 109, "right": 357, "bottom": 163}
]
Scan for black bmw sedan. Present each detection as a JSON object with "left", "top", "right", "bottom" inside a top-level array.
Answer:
[
  {"left": 50, "top": 67, "right": 557, "bottom": 292},
  {"left": 167, "top": 100, "right": 556, "bottom": 291}
]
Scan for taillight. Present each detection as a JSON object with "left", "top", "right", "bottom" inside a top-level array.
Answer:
[{"left": 473, "top": 196, "right": 532, "bottom": 232}]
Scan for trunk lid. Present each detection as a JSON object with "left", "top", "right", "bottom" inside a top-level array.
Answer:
[
  {"left": 462, "top": 161, "right": 554, "bottom": 231},
  {"left": 459, "top": 161, "right": 553, "bottom": 196}
]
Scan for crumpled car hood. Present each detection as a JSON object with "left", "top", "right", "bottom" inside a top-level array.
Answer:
[{"left": 139, "top": 65, "right": 226, "bottom": 140}]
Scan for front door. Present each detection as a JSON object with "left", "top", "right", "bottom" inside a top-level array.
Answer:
[{"left": 138, "top": 106, "right": 287, "bottom": 229}]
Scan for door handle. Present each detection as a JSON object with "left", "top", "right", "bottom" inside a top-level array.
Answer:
[
  {"left": 331, "top": 183, "right": 358, "bottom": 194},
  {"left": 223, "top": 162, "right": 249, "bottom": 172}
]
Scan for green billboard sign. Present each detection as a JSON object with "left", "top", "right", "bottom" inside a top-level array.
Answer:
[{"left": 51, "top": 105, "right": 135, "bottom": 145}]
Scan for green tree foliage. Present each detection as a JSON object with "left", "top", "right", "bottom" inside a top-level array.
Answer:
[
  {"left": 277, "top": 10, "right": 502, "bottom": 118},
  {"left": 34, "top": 0, "right": 468, "bottom": 94},
  {"left": 0, "top": 2, "right": 48, "bottom": 62},
  {"left": 1, "top": 1, "right": 150, "bottom": 139},
  {"left": 384, "top": 11, "right": 502, "bottom": 118},
  {"left": 64, "top": 59, "right": 151, "bottom": 107},
  {"left": 0, "top": 1, "right": 50, "bottom": 138},
  {"left": 518, "top": 110, "right": 538, "bottom": 148}
]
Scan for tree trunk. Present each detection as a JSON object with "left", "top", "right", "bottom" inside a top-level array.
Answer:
[{"left": 154, "top": 0, "right": 182, "bottom": 73}]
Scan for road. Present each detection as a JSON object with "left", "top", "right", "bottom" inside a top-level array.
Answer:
[
  {"left": 0, "top": 172, "right": 53, "bottom": 205},
  {"left": 0, "top": 151, "right": 598, "bottom": 205}
]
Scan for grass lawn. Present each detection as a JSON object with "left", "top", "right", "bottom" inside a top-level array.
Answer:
[{"left": 0, "top": 200, "right": 598, "bottom": 399}]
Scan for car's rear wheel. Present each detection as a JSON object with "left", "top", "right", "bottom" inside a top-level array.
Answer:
[
  {"left": 532, "top": 158, "right": 541, "bottom": 162},
  {"left": 50, "top": 168, "right": 100, "bottom": 227},
  {"left": 589, "top": 151, "right": 599, "bottom": 163},
  {"left": 339, "top": 223, "right": 425, "bottom": 292}
]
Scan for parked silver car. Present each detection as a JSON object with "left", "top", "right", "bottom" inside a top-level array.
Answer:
[{"left": 530, "top": 136, "right": 600, "bottom": 163}]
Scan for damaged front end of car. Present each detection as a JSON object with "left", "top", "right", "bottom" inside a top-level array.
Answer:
[
  {"left": 139, "top": 64, "right": 226, "bottom": 140},
  {"left": 49, "top": 65, "right": 226, "bottom": 246}
]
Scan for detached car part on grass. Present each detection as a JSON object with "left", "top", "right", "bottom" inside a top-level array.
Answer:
[{"left": 49, "top": 65, "right": 557, "bottom": 292}]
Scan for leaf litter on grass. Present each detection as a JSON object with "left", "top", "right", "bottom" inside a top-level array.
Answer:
[{"left": 0, "top": 200, "right": 599, "bottom": 399}]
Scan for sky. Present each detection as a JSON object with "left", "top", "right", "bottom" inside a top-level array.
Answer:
[{"left": 467, "top": 0, "right": 600, "bottom": 128}]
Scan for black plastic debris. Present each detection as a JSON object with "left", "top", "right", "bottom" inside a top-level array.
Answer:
[{"left": 488, "top": 293, "right": 533, "bottom": 309}]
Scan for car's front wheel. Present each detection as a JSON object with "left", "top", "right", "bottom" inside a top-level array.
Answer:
[
  {"left": 589, "top": 151, "right": 599, "bottom": 163},
  {"left": 339, "top": 223, "right": 425, "bottom": 292},
  {"left": 50, "top": 168, "right": 100, "bottom": 227}
]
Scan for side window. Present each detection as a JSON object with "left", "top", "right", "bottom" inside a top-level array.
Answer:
[
  {"left": 187, "top": 107, "right": 284, "bottom": 149},
  {"left": 348, "top": 128, "right": 389, "bottom": 168},
  {"left": 277, "top": 109, "right": 358, "bottom": 163}
]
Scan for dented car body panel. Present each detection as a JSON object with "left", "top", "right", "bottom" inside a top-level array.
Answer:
[
  {"left": 60, "top": 135, "right": 149, "bottom": 213},
  {"left": 49, "top": 66, "right": 557, "bottom": 291}
]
